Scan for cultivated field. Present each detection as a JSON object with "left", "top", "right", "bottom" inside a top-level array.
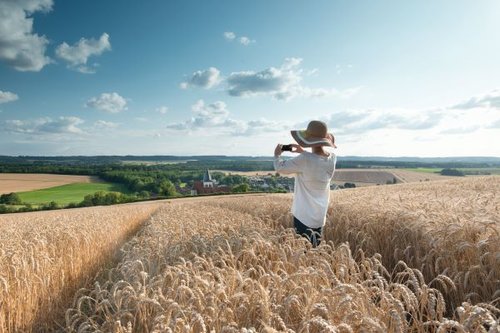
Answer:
[
  {"left": 0, "top": 173, "right": 99, "bottom": 194},
  {"left": 0, "top": 202, "right": 162, "bottom": 332},
  {"left": 18, "top": 182, "right": 130, "bottom": 205},
  {"left": 1, "top": 177, "right": 499, "bottom": 332},
  {"left": 218, "top": 168, "right": 452, "bottom": 186},
  {"left": 389, "top": 169, "right": 455, "bottom": 183}
]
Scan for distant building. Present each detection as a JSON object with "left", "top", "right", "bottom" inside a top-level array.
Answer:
[{"left": 192, "top": 169, "right": 231, "bottom": 195}]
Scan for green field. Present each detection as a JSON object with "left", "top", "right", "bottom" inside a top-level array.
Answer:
[{"left": 18, "top": 182, "right": 130, "bottom": 205}]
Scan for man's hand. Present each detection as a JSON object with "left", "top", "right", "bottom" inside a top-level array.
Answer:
[
  {"left": 291, "top": 144, "right": 304, "bottom": 153},
  {"left": 274, "top": 144, "right": 282, "bottom": 157}
]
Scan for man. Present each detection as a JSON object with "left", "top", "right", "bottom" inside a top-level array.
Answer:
[{"left": 274, "top": 120, "right": 337, "bottom": 247}]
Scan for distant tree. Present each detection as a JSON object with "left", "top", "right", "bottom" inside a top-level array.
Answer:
[
  {"left": 42, "top": 201, "right": 59, "bottom": 210},
  {"left": 0, "top": 204, "right": 12, "bottom": 213},
  {"left": 138, "top": 190, "right": 151, "bottom": 199},
  {"left": 267, "top": 177, "right": 278, "bottom": 187},
  {"left": 344, "top": 182, "right": 356, "bottom": 188},
  {"left": 221, "top": 175, "right": 248, "bottom": 186},
  {"left": 0, "top": 193, "right": 22, "bottom": 205},
  {"left": 232, "top": 183, "right": 250, "bottom": 193},
  {"left": 159, "top": 180, "right": 177, "bottom": 197},
  {"left": 440, "top": 168, "right": 465, "bottom": 176},
  {"left": 81, "top": 191, "right": 126, "bottom": 206}
]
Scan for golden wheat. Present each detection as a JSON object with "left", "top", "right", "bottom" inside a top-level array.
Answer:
[
  {"left": 0, "top": 202, "right": 161, "bottom": 332},
  {"left": 1, "top": 176, "right": 499, "bottom": 332},
  {"left": 64, "top": 176, "right": 499, "bottom": 332}
]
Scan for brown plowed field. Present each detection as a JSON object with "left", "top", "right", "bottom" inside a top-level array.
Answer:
[
  {"left": 333, "top": 169, "right": 397, "bottom": 184},
  {"left": 0, "top": 173, "right": 100, "bottom": 194}
]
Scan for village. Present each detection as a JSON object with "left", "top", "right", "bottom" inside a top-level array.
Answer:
[{"left": 188, "top": 169, "right": 342, "bottom": 196}]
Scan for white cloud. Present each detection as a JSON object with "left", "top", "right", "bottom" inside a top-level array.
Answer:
[
  {"left": 166, "top": 100, "right": 288, "bottom": 136},
  {"left": 440, "top": 125, "right": 481, "bottom": 135},
  {"left": 226, "top": 58, "right": 344, "bottom": 101},
  {"left": 55, "top": 33, "right": 111, "bottom": 73},
  {"left": 239, "top": 36, "right": 255, "bottom": 46},
  {"left": 452, "top": 88, "right": 500, "bottom": 109},
  {"left": 223, "top": 31, "right": 255, "bottom": 45},
  {"left": 321, "top": 108, "right": 446, "bottom": 136},
  {"left": 181, "top": 67, "right": 221, "bottom": 89},
  {"left": 94, "top": 120, "right": 118, "bottom": 129},
  {"left": 223, "top": 31, "right": 236, "bottom": 41},
  {"left": 236, "top": 118, "right": 288, "bottom": 136},
  {"left": 2, "top": 116, "right": 84, "bottom": 135},
  {"left": 179, "top": 59, "right": 357, "bottom": 101},
  {"left": 85, "top": 92, "right": 128, "bottom": 113},
  {"left": 0, "top": 0, "right": 53, "bottom": 71},
  {"left": 156, "top": 106, "right": 168, "bottom": 114},
  {"left": 488, "top": 119, "right": 500, "bottom": 129},
  {"left": 167, "top": 99, "right": 241, "bottom": 131},
  {"left": 0, "top": 90, "right": 19, "bottom": 104}
]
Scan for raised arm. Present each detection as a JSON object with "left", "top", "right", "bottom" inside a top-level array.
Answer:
[{"left": 273, "top": 144, "right": 306, "bottom": 174}]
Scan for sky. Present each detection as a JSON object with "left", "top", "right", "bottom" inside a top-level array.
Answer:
[{"left": 0, "top": 0, "right": 499, "bottom": 157}]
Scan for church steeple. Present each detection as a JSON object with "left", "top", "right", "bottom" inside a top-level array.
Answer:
[{"left": 203, "top": 169, "right": 212, "bottom": 182}]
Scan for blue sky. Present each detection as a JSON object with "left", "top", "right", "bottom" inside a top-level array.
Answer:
[{"left": 0, "top": 0, "right": 499, "bottom": 157}]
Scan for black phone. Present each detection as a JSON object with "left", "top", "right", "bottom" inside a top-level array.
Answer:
[{"left": 281, "top": 144, "right": 293, "bottom": 151}]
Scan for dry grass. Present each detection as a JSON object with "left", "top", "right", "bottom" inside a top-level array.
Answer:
[
  {"left": 0, "top": 202, "right": 161, "bottom": 332},
  {"left": 64, "top": 176, "right": 499, "bottom": 332},
  {"left": 0, "top": 173, "right": 100, "bottom": 194}
]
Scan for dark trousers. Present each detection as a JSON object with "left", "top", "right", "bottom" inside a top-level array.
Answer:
[{"left": 293, "top": 216, "right": 322, "bottom": 247}]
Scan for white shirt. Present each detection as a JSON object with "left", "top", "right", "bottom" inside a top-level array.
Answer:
[{"left": 274, "top": 151, "right": 336, "bottom": 228}]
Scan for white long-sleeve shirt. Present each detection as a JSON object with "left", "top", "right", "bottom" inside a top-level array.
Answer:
[{"left": 274, "top": 151, "right": 336, "bottom": 228}]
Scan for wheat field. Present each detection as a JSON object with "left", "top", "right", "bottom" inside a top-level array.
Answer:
[
  {"left": 0, "top": 203, "right": 162, "bottom": 332},
  {"left": 1, "top": 176, "right": 499, "bottom": 332}
]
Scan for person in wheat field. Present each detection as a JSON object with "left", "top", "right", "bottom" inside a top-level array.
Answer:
[{"left": 274, "top": 120, "right": 337, "bottom": 247}]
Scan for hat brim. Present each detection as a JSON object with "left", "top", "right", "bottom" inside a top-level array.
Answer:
[{"left": 291, "top": 130, "right": 337, "bottom": 148}]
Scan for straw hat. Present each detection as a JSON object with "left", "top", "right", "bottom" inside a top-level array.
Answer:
[{"left": 291, "top": 120, "right": 336, "bottom": 148}]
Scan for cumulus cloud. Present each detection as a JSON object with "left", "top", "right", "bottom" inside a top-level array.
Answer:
[
  {"left": 236, "top": 118, "right": 288, "bottom": 136},
  {"left": 167, "top": 99, "right": 238, "bottom": 131},
  {"left": 452, "top": 89, "right": 500, "bottom": 109},
  {"left": 2, "top": 116, "right": 84, "bottom": 135},
  {"left": 0, "top": 90, "right": 19, "bottom": 104},
  {"left": 239, "top": 36, "right": 255, "bottom": 46},
  {"left": 440, "top": 125, "right": 481, "bottom": 135},
  {"left": 166, "top": 100, "right": 288, "bottom": 136},
  {"left": 226, "top": 58, "right": 342, "bottom": 101},
  {"left": 487, "top": 119, "right": 500, "bottom": 129},
  {"left": 181, "top": 67, "right": 221, "bottom": 89},
  {"left": 94, "top": 120, "right": 118, "bottom": 129},
  {"left": 55, "top": 33, "right": 111, "bottom": 73},
  {"left": 180, "top": 59, "right": 358, "bottom": 101},
  {"left": 223, "top": 31, "right": 255, "bottom": 45},
  {"left": 156, "top": 106, "right": 168, "bottom": 114},
  {"left": 320, "top": 108, "right": 445, "bottom": 135},
  {"left": 0, "top": 0, "right": 53, "bottom": 71},
  {"left": 223, "top": 31, "right": 236, "bottom": 41},
  {"left": 85, "top": 92, "right": 128, "bottom": 113}
]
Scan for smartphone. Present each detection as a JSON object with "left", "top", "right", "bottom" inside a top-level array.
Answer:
[{"left": 281, "top": 144, "right": 293, "bottom": 151}]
